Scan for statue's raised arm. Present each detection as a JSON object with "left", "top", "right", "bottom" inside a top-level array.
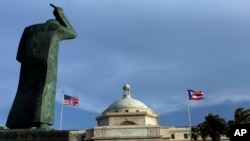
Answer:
[{"left": 50, "top": 3, "right": 77, "bottom": 39}]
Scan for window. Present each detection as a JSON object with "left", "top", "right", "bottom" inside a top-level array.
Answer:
[
  {"left": 125, "top": 110, "right": 129, "bottom": 112},
  {"left": 136, "top": 110, "right": 139, "bottom": 112},
  {"left": 120, "top": 121, "right": 135, "bottom": 125},
  {"left": 171, "top": 134, "right": 175, "bottom": 139},
  {"left": 184, "top": 133, "right": 188, "bottom": 139}
]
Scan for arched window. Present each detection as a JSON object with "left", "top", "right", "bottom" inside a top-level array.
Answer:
[{"left": 120, "top": 121, "right": 135, "bottom": 125}]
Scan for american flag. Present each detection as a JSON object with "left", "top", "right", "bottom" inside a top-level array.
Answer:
[
  {"left": 187, "top": 89, "right": 204, "bottom": 100},
  {"left": 64, "top": 95, "right": 79, "bottom": 106}
]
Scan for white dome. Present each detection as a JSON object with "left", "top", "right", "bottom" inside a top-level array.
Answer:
[{"left": 102, "top": 84, "right": 153, "bottom": 114}]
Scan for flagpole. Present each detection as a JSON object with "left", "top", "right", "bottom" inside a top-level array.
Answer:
[
  {"left": 60, "top": 91, "right": 64, "bottom": 130},
  {"left": 186, "top": 89, "right": 192, "bottom": 141}
]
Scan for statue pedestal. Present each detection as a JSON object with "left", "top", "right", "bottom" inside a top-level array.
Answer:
[{"left": 0, "top": 130, "right": 84, "bottom": 141}]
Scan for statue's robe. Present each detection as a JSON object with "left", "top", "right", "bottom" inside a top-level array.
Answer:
[{"left": 6, "top": 20, "right": 76, "bottom": 128}]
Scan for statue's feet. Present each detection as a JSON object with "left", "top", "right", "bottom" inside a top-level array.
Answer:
[{"left": 38, "top": 123, "right": 50, "bottom": 130}]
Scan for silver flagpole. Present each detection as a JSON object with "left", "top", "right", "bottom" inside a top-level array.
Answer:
[
  {"left": 60, "top": 91, "right": 65, "bottom": 130},
  {"left": 186, "top": 89, "right": 192, "bottom": 141}
]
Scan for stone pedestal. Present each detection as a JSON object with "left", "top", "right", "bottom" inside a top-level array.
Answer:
[{"left": 0, "top": 130, "right": 84, "bottom": 141}]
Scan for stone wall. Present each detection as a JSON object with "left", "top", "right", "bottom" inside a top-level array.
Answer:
[
  {"left": 84, "top": 125, "right": 167, "bottom": 141},
  {"left": 0, "top": 130, "right": 84, "bottom": 141}
]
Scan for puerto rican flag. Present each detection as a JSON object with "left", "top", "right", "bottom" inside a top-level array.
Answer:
[{"left": 187, "top": 89, "right": 204, "bottom": 100}]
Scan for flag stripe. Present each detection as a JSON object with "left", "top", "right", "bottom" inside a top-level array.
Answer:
[{"left": 192, "top": 93, "right": 203, "bottom": 96}]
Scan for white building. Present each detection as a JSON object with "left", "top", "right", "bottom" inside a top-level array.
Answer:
[{"left": 83, "top": 84, "right": 195, "bottom": 141}]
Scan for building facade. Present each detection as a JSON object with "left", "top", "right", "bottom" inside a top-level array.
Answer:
[{"left": 83, "top": 84, "right": 194, "bottom": 141}]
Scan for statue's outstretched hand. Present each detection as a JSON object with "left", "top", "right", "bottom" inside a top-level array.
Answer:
[
  {"left": 50, "top": 3, "right": 67, "bottom": 27},
  {"left": 50, "top": 3, "right": 64, "bottom": 18},
  {"left": 50, "top": 3, "right": 57, "bottom": 9}
]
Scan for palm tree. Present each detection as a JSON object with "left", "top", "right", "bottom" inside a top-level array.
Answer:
[
  {"left": 198, "top": 113, "right": 228, "bottom": 141},
  {"left": 234, "top": 107, "right": 250, "bottom": 124},
  {"left": 191, "top": 127, "right": 201, "bottom": 141},
  {"left": 227, "top": 108, "right": 250, "bottom": 139}
]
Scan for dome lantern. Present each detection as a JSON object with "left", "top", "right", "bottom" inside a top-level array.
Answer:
[{"left": 123, "top": 84, "right": 131, "bottom": 98}]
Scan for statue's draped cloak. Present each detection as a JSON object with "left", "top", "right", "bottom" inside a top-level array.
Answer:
[{"left": 6, "top": 22, "right": 61, "bottom": 128}]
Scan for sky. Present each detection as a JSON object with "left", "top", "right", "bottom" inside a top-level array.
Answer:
[{"left": 0, "top": 0, "right": 250, "bottom": 130}]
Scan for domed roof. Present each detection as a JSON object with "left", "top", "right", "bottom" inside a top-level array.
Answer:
[{"left": 102, "top": 84, "right": 153, "bottom": 114}]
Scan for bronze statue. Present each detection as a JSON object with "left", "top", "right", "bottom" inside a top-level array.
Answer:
[{"left": 6, "top": 4, "right": 77, "bottom": 130}]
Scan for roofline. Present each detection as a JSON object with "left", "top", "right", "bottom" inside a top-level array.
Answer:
[{"left": 96, "top": 111, "right": 159, "bottom": 120}]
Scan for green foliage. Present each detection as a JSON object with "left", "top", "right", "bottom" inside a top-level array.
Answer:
[
  {"left": 234, "top": 107, "right": 250, "bottom": 124},
  {"left": 191, "top": 127, "right": 200, "bottom": 141},
  {"left": 196, "top": 107, "right": 250, "bottom": 141},
  {"left": 0, "top": 126, "right": 5, "bottom": 130},
  {"left": 198, "top": 113, "right": 228, "bottom": 141}
]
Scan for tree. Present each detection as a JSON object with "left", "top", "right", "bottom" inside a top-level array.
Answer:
[
  {"left": 0, "top": 126, "right": 5, "bottom": 130},
  {"left": 234, "top": 107, "right": 250, "bottom": 124},
  {"left": 191, "top": 127, "right": 201, "bottom": 141},
  {"left": 198, "top": 113, "right": 228, "bottom": 141},
  {"left": 227, "top": 108, "right": 250, "bottom": 138}
]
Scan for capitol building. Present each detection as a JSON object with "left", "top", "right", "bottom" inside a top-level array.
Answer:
[{"left": 80, "top": 84, "right": 192, "bottom": 141}]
